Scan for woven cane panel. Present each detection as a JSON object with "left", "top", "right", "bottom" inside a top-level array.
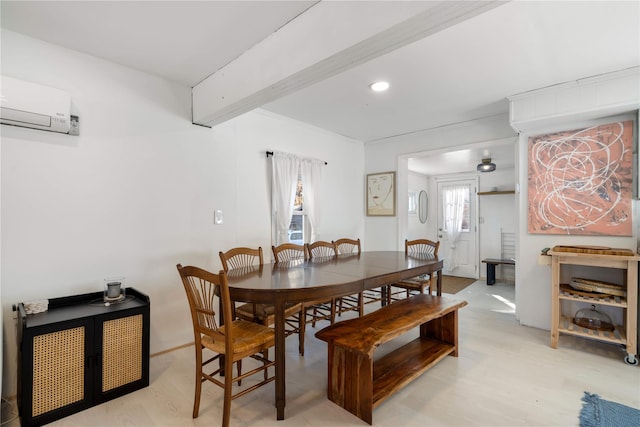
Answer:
[
  {"left": 102, "top": 314, "right": 143, "bottom": 392},
  {"left": 32, "top": 327, "right": 85, "bottom": 416}
]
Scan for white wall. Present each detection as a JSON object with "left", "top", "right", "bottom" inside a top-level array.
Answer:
[
  {"left": 423, "top": 168, "right": 516, "bottom": 280},
  {"left": 407, "top": 171, "right": 430, "bottom": 239},
  {"left": 477, "top": 168, "right": 516, "bottom": 273},
  {"left": 365, "top": 114, "right": 517, "bottom": 251},
  {"left": 367, "top": 71, "right": 639, "bottom": 333},
  {"left": 0, "top": 29, "right": 364, "bottom": 396},
  {"left": 509, "top": 68, "right": 639, "bottom": 331},
  {"left": 515, "top": 114, "right": 638, "bottom": 330}
]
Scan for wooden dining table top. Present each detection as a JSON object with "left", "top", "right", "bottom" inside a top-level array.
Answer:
[{"left": 225, "top": 250, "right": 444, "bottom": 302}]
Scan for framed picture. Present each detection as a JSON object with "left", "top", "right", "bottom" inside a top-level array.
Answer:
[
  {"left": 527, "top": 120, "right": 633, "bottom": 236},
  {"left": 367, "top": 171, "right": 396, "bottom": 216}
]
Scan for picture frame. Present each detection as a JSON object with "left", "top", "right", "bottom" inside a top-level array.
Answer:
[
  {"left": 367, "top": 171, "right": 396, "bottom": 216},
  {"left": 527, "top": 120, "right": 633, "bottom": 236}
]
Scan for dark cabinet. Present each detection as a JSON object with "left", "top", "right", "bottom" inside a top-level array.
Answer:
[{"left": 17, "top": 288, "right": 150, "bottom": 427}]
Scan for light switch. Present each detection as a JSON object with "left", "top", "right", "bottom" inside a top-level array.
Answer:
[{"left": 214, "top": 209, "right": 223, "bottom": 225}]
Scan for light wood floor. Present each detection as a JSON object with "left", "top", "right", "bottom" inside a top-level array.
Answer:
[{"left": 6, "top": 280, "right": 640, "bottom": 426}]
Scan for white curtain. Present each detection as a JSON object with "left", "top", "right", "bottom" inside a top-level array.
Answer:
[
  {"left": 271, "top": 152, "right": 299, "bottom": 245},
  {"left": 300, "top": 158, "right": 323, "bottom": 242},
  {"left": 443, "top": 184, "right": 467, "bottom": 271}
]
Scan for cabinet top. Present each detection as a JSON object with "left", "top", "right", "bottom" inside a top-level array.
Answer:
[
  {"left": 549, "top": 249, "right": 640, "bottom": 261},
  {"left": 18, "top": 287, "right": 149, "bottom": 329},
  {"left": 549, "top": 245, "right": 640, "bottom": 259}
]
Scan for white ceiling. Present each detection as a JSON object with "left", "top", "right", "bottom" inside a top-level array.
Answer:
[{"left": 2, "top": 1, "right": 638, "bottom": 176}]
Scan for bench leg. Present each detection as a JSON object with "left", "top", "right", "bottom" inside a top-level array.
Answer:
[
  {"left": 326, "top": 345, "right": 373, "bottom": 424},
  {"left": 420, "top": 310, "right": 459, "bottom": 356},
  {"left": 486, "top": 263, "right": 496, "bottom": 285}
]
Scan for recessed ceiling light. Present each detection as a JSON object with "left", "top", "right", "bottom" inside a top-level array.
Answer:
[{"left": 369, "top": 81, "right": 389, "bottom": 92}]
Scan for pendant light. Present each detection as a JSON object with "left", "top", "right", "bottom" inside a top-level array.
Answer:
[{"left": 477, "top": 157, "right": 496, "bottom": 172}]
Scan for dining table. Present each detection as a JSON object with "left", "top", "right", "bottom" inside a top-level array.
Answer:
[{"left": 225, "top": 250, "right": 443, "bottom": 421}]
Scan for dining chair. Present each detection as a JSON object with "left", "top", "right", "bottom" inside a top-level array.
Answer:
[
  {"left": 176, "top": 264, "right": 275, "bottom": 427},
  {"left": 333, "top": 238, "right": 365, "bottom": 317},
  {"left": 271, "top": 243, "right": 308, "bottom": 263},
  {"left": 219, "top": 247, "right": 305, "bottom": 356},
  {"left": 304, "top": 241, "right": 339, "bottom": 327},
  {"left": 271, "top": 242, "right": 335, "bottom": 356},
  {"left": 389, "top": 239, "right": 440, "bottom": 303}
]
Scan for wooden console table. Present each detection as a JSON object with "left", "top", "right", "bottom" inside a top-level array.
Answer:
[{"left": 315, "top": 294, "right": 467, "bottom": 424}]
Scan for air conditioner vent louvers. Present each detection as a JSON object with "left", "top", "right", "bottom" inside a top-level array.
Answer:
[{"left": 0, "top": 75, "right": 71, "bottom": 134}]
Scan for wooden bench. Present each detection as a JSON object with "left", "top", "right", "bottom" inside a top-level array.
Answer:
[
  {"left": 481, "top": 258, "right": 515, "bottom": 285},
  {"left": 315, "top": 294, "right": 467, "bottom": 424}
]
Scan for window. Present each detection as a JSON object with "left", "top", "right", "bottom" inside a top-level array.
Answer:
[
  {"left": 288, "top": 176, "right": 306, "bottom": 244},
  {"left": 288, "top": 214, "right": 304, "bottom": 245},
  {"left": 442, "top": 184, "right": 470, "bottom": 233},
  {"left": 271, "top": 153, "right": 322, "bottom": 246},
  {"left": 408, "top": 191, "right": 417, "bottom": 214},
  {"left": 460, "top": 190, "right": 470, "bottom": 232}
]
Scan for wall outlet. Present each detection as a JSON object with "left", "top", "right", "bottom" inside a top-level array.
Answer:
[{"left": 214, "top": 209, "right": 223, "bottom": 225}]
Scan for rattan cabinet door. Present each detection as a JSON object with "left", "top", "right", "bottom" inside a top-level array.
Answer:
[
  {"left": 93, "top": 306, "right": 150, "bottom": 403},
  {"left": 19, "top": 318, "right": 93, "bottom": 427}
]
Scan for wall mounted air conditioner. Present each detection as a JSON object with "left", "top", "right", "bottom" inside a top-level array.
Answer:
[{"left": 1, "top": 75, "right": 71, "bottom": 134}]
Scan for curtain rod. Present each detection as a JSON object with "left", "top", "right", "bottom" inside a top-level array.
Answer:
[{"left": 266, "top": 151, "right": 327, "bottom": 165}]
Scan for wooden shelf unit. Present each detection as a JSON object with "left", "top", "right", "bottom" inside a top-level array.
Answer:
[
  {"left": 477, "top": 190, "right": 515, "bottom": 195},
  {"left": 549, "top": 250, "right": 639, "bottom": 365}
]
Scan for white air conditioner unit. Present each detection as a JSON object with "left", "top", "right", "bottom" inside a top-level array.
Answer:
[{"left": 0, "top": 75, "right": 71, "bottom": 134}]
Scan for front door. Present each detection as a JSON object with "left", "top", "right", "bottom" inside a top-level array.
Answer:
[{"left": 436, "top": 178, "right": 478, "bottom": 278}]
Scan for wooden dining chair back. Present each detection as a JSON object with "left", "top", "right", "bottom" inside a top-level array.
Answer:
[
  {"left": 306, "top": 240, "right": 338, "bottom": 259},
  {"left": 389, "top": 239, "right": 440, "bottom": 303},
  {"left": 272, "top": 243, "right": 308, "bottom": 263},
  {"left": 219, "top": 246, "right": 263, "bottom": 271},
  {"left": 298, "top": 241, "right": 339, "bottom": 338},
  {"left": 333, "top": 238, "right": 361, "bottom": 255},
  {"left": 219, "top": 247, "right": 304, "bottom": 356},
  {"left": 176, "top": 264, "right": 275, "bottom": 427},
  {"left": 270, "top": 242, "right": 318, "bottom": 355},
  {"left": 406, "top": 238, "right": 440, "bottom": 258}
]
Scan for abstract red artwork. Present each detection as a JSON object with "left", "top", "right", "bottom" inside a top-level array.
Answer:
[{"left": 528, "top": 121, "right": 633, "bottom": 236}]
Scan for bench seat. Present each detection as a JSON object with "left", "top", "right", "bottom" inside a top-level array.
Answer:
[
  {"left": 481, "top": 258, "right": 515, "bottom": 285},
  {"left": 315, "top": 294, "right": 467, "bottom": 424}
]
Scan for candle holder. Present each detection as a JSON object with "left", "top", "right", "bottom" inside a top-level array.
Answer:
[{"left": 103, "top": 277, "right": 126, "bottom": 303}]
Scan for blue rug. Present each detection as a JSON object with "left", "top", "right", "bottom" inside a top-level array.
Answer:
[{"left": 580, "top": 392, "right": 640, "bottom": 427}]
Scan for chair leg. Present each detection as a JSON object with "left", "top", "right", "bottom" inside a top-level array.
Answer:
[
  {"left": 358, "top": 292, "right": 364, "bottom": 317},
  {"left": 236, "top": 360, "right": 242, "bottom": 386},
  {"left": 193, "top": 346, "right": 203, "bottom": 418},
  {"left": 263, "top": 350, "right": 269, "bottom": 380},
  {"left": 222, "top": 356, "right": 234, "bottom": 427},
  {"left": 330, "top": 298, "right": 336, "bottom": 324},
  {"left": 299, "top": 311, "right": 305, "bottom": 356}
]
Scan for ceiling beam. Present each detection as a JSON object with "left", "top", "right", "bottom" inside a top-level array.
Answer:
[{"left": 192, "top": 1, "right": 504, "bottom": 128}]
